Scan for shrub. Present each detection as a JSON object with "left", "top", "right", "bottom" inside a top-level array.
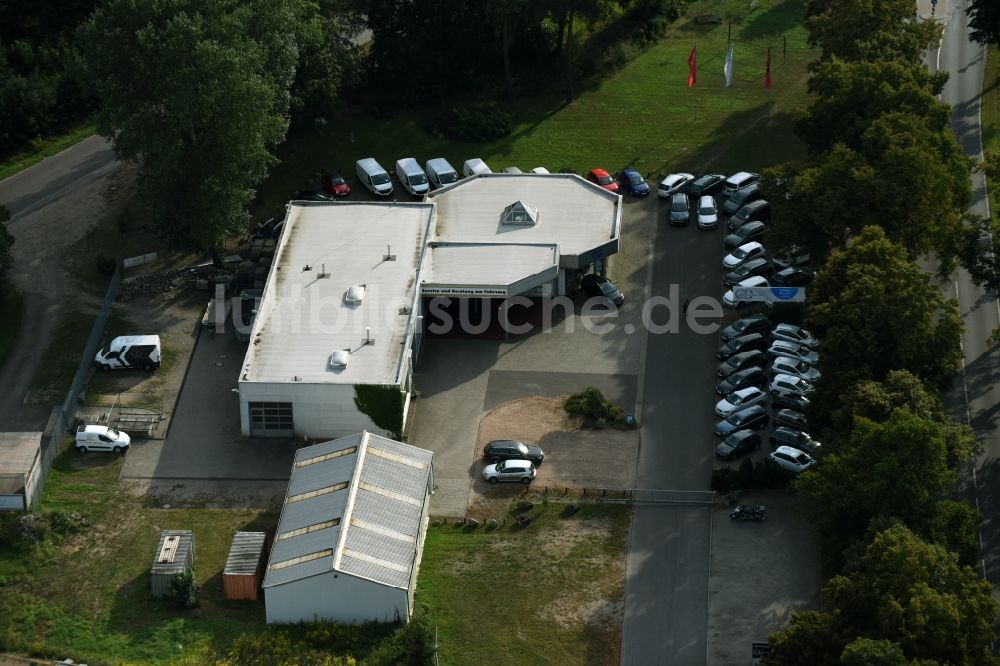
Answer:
[
  {"left": 738, "top": 458, "right": 755, "bottom": 487},
  {"left": 446, "top": 106, "right": 514, "bottom": 143},
  {"left": 168, "top": 570, "right": 200, "bottom": 609},
  {"left": 711, "top": 467, "right": 740, "bottom": 492},
  {"left": 752, "top": 459, "right": 794, "bottom": 489},
  {"left": 95, "top": 254, "right": 117, "bottom": 276}
]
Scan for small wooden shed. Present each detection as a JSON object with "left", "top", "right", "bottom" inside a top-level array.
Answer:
[
  {"left": 150, "top": 530, "right": 195, "bottom": 598},
  {"left": 223, "top": 531, "right": 267, "bottom": 601}
]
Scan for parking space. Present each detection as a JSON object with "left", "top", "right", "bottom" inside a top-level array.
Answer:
[{"left": 707, "top": 491, "right": 819, "bottom": 665}]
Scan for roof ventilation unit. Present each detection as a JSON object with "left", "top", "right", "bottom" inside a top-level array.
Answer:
[
  {"left": 329, "top": 349, "right": 350, "bottom": 369},
  {"left": 345, "top": 284, "right": 366, "bottom": 305}
]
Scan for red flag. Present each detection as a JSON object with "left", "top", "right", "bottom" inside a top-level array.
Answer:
[
  {"left": 688, "top": 46, "right": 697, "bottom": 88},
  {"left": 764, "top": 47, "right": 772, "bottom": 89}
]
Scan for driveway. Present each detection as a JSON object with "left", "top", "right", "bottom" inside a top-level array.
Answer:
[{"left": 409, "top": 194, "right": 651, "bottom": 517}]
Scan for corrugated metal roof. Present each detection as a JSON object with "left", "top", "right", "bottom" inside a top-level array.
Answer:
[
  {"left": 263, "top": 431, "right": 432, "bottom": 591},
  {"left": 241, "top": 203, "right": 432, "bottom": 386},
  {"left": 224, "top": 532, "right": 266, "bottom": 575}
]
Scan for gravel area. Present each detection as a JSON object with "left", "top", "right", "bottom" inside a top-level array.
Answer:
[{"left": 471, "top": 396, "right": 638, "bottom": 506}]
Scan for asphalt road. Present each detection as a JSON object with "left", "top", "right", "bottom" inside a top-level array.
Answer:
[
  {"left": 621, "top": 198, "right": 724, "bottom": 664},
  {"left": 930, "top": 3, "right": 1000, "bottom": 600}
]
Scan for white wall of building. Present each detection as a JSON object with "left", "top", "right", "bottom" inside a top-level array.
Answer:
[
  {"left": 240, "top": 381, "right": 395, "bottom": 439},
  {"left": 265, "top": 571, "right": 410, "bottom": 624}
]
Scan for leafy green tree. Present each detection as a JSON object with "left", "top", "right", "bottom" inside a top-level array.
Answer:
[
  {"left": 796, "top": 411, "right": 955, "bottom": 558},
  {"left": 766, "top": 611, "right": 845, "bottom": 666},
  {"left": 79, "top": 0, "right": 299, "bottom": 252},
  {"left": 805, "top": 0, "right": 939, "bottom": 64},
  {"left": 796, "top": 59, "right": 948, "bottom": 155},
  {"left": 927, "top": 499, "right": 982, "bottom": 567},
  {"left": 838, "top": 638, "right": 908, "bottom": 666},
  {"left": 966, "top": 0, "right": 1000, "bottom": 46},
  {"left": 288, "top": 0, "right": 364, "bottom": 119},
  {"left": 826, "top": 524, "right": 998, "bottom": 665},
  {"left": 806, "top": 227, "right": 962, "bottom": 417}
]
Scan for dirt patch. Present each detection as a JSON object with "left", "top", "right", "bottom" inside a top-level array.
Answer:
[{"left": 471, "top": 397, "right": 638, "bottom": 506}]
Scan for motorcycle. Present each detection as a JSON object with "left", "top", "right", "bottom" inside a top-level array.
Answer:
[{"left": 729, "top": 503, "right": 765, "bottom": 521}]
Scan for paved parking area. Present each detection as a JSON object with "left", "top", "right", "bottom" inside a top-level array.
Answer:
[
  {"left": 706, "top": 491, "right": 818, "bottom": 665},
  {"left": 120, "top": 327, "right": 298, "bottom": 485}
]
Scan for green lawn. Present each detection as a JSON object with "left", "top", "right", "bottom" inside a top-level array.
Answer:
[
  {"left": 256, "top": 0, "right": 812, "bottom": 217},
  {"left": 417, "top": 502, "right": 630, "bottom": 666},
  {"left": 0, "top": 290, "right": 24, "bottom": 369},
  {"left": 0, "top": 122, "right": 96, "bottom": 181}
]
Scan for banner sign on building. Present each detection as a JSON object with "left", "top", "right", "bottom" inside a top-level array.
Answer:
[
  {"left": 421, "top": 286, "right": 509, "bottom": 297},
  {"left": 732, "top": 286, "right": 805, "bottom": 304}
]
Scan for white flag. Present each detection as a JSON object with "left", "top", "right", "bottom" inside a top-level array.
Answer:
[{"left": 724, "top": 45, "right": 734, "bottom": 88}]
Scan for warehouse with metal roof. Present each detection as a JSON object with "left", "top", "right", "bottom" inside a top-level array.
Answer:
[{"left": 262, "top": 431, "right": 434, "bottom": 624}]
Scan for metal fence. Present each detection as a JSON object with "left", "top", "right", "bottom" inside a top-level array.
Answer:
[
  {"left": 522, "top": 486, "right": 717, "bottom": 505},
  {"left": 33, "top": 265, "right": 122, "bottom": 507}
]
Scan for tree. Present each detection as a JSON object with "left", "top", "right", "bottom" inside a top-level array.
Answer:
[
  {"left": 967, "top": 0, "right": 1000, "bottom": 46},
  {"left": 796, "top": 59, "right": 949, "bottom": 155},
  {"left": 78, "top": 0, "right": 299, "bottom": 252},
  {"left": 838, "top": 638, "right": 908, "bottom": 666},
  {"left": 806, "top": 227, "right": 963, "bottom": 417},
  {"left": 825, "top": 524, "right": 998, "bottom": 665},
  {"left": 766, "top": 611, "right": 845, "bottom": 666},
  {"left": 805, "top": 0, "right": 939, "bottom": 64},
  {"left": 796, "top": 411, "right": 956, "bottom": 559}
]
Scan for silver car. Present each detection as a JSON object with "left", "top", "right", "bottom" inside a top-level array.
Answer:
[
  {"left": 771, "top": 323, "right": 819, "bottom": 349},
  {"left": 697, "top": 195, "right": 718, "bottom": 229},
  {"left": 482, "top": 459, "right": 536, "bottom": 484},
  {"left": 768, "top": 340, "right": 820, "bottom": 365}
]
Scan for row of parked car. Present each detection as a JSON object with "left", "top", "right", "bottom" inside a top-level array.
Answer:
[{"left": 711, "top": 315, "right": 822, "bottom": 473}]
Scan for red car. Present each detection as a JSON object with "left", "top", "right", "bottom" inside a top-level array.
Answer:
[
  {"left": 321, "top": 173, "right": 351, "bottom": 198},
  {"left": 587, "top": 168, "right": 619, "bottom": 192}
]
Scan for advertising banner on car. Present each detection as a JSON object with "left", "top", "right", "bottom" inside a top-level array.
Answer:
[{"left": 732, "top": 286, "right": 805, "bottom": 303}]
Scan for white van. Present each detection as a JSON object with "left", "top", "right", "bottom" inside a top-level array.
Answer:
[
  {"left": 462, "top": 158, "right": 492, "bottom": 178},
  {"left": 722, "top": 171, "right": 760, "bottom": 196},
  {"left": 530, "top": 167, "right": 550, "bottom": 174},
  {"left": 394, "top": 158, "right": 430, "bottom": 196},
  {"left": 356, "top": 157, "right": 394, "bottom": 196},
  {"left": 75, "top": 425, "right": 131, "bottom": 453},
  {"left": 94, "top": 335, "right": 161, "bottom": 371},
  {"left": 425, "top": 158, "right": 459, "bottom": 189}
]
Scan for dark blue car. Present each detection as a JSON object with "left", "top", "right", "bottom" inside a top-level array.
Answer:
[{"left": 618, "top": 168, "right": 650, "bottom": 197}]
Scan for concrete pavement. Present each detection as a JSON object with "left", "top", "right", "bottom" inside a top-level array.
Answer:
[{"left": 930, "top": 3, "right": 1000, "bottom": 601}]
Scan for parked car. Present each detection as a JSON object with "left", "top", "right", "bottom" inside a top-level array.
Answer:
[
  {"left": 483, "top": 439, "right": 544, "bottom": 465},
  {"left": 716, "top": 366, "right": 766, "bottom": 395},
  {"left": 696, "top": 195, "right": 719, "bottom": 229},
  {"left": 559, "top": 167, "right": 580, "bottom": 175},
  {"left": 771, "top": 324, "right": 820, "bottom": 349},
  {"left": 292, "top": 189, "right": 333, "bottom": 201},
  {"left": 724, "top": 221, "right": 767, "bottom": 249},
  {"left": 95, "top": 335, "right": 161, "bottom": 371},
  {"left": 321, "top": 173, "right": 350, "bottom": 197},
  {"left": 722, "top": 171, "right": 760, "bottom": 196},
  {"left": 727, "top": 200, "right": 771, "bottom": 230},
  {"left": 768, "top": 340, "right": 820, "bottom": 365},
  {"left": 721, "top": 182, "right": 762, "bottom": 216},
  {"left": 502, "top": 166, "right": 523, "bottom": 174},
  {"left": 619, "top": 168, "right": 651, "bottom": 196},
  {"left": 717, "top": 332, "right": 768, "bottom": 359},
  {"left": 657, "top": 172, "right": 695, "bottom": 197},
  {"left": 356, "top": 157, "right": 393, "bottom": 196},
  {"left": 723, "top": 276, "right": 769, "bottom": 309},
  {"left": 715, "top": 386, "right": 767, "bottom": 418},
  {"left": 531, "top": 167, "right": 550, "bottom": 174},
  {"left": 75, "top": 425, "right": 131, "bottom": 454},
  {"left": 770, "top": 373, "right": 815, "bottom": 395},
  {"left": 688, "top": 173, "right": 726, "bottom": 196},
  {"left": 587, "top": 168, "right": 619, "bottom": 192},
  {"left": 724, "top": 257, "right": 772, "bottom": 286},
  {"left": 774, "top": 409, "right": 808, "bottom": 430},
  {"left": 426, "top": 158, "right": 460, "bottom": 189},
  {"left": 718, "top": 349, "right": 766, "bottom": 378},
  {"left": 771, "top": 266, "right": 813, "bottom": 287},
  {"left": 463, "top": 158, "right": 492, "bottom": 177},
  {"left": 772, "top": 245, "right": 811, "bottom": 270},
  {"left": 771, "top": 357, "right": 821, "bottom": 382},
  {"left": 772, "top": 389, "right": 811, "bottom": 411},
  {"left": 715, "top": 404, "right": 770, "bottom": 437},
  {"left": 722, "top": 241, "right": 766, "bottom": 270},
  {"left": 769, "top": 446, "right": 816, "bottom": 473},
  {"left": 769, "top": 427, "right": 822, "bottom": 453},
  {"left": 395, "top": 157, "right": 430, "bottom": 196},
  {"left": 715, "top": 430, "right": 761, "bottom": 461},
  {"left": 668, "top": 193, "right": 690, "bottom": 225},
  {"left": 720, "top": 314, "right": 771, "bottom": 342},
  {"left": 482, "top": 459, "right": 536, "bottom": 484},
  {"left": 580, "top": 273, "right": 625, "bottom": 306}
]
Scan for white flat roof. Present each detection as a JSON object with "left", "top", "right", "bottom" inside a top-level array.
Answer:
[
  {"left": 0, "top": 432, "right": 41, "bottom": 475},
  {"left": 428, "top": 173, "right": 620, "bottom": 258},
  {"left": 421, "top": 242, "right": 559, "bottom": 294},
  {"left": 241, "top": 202, "right": 431, "bottom": 385}
]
